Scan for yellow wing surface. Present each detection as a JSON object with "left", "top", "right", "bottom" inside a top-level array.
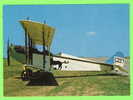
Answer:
[{"left": 20, "top": 20, "right": 55, "bottom": 47}]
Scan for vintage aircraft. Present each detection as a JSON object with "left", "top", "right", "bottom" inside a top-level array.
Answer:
[{"left": 7, "top": 20, "right": 129, "bottom": 81}]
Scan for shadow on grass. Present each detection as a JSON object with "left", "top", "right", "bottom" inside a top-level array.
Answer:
[
  {"left": 15, "top": 72, "right": 123, "bottom": 86},
  {"left": 27, "top": 72, "right": 59, "bottom": 86},
  {"left": 54, "top": 73, "right": 122, "bottom": 79}
]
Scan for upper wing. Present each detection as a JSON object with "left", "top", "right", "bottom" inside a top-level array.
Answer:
[{"left": 20, "top": 20, "right": 55, "bottom": 47}]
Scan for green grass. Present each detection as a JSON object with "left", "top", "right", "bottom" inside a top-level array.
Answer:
[{"left": 4, "top": 58, "right": 130, "bottom": 96}]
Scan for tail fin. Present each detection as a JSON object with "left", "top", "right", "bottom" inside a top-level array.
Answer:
[
  {"left": 106, "top": 51, "right": 129, "bottom": 75},
  {"left": 105, "top": 51, "right": 124, "bottom": 64}
]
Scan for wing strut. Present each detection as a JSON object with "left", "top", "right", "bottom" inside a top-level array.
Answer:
[
  {"left": 7, "top": 39, "right": 10, "bottom": 66},
  {"left": 42, "top": 20, "right": 46, "bottom": 69}
]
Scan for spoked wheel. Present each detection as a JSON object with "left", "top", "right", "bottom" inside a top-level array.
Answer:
[{"left": 21, "top": 69, "right": 33, "bottom": 81}]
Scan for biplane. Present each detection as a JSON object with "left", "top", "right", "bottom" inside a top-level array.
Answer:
[{"left": 7, "top": 20, "right": 129, "bottom": 81}]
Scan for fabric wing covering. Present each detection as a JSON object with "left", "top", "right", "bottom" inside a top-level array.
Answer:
[{"left": 20, "top": 20, "right": 55, "bottom": 47}]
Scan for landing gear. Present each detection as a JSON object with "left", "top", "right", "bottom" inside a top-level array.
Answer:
[{"left": 21, "top": 68, "right": 32, "bottom": 81}]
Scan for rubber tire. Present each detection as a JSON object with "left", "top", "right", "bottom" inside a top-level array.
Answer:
[{"left": 21, "top": 69, "right": 32, "bottom": 81}]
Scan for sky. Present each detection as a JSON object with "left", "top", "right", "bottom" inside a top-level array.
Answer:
[{"left": 3, "top": 4, "right": 129, "bottom": 58}]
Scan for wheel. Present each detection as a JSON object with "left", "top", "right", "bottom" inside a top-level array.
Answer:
[
  {"left": 21, "top": 69, "right": 32, "bottom": 81},
  {"left": 21, "top": 70, "right": 27, "bottom": 81}
]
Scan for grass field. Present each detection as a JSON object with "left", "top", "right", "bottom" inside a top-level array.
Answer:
[{"left": 4, "top": 58, "right": 130, "bottom": 96}]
